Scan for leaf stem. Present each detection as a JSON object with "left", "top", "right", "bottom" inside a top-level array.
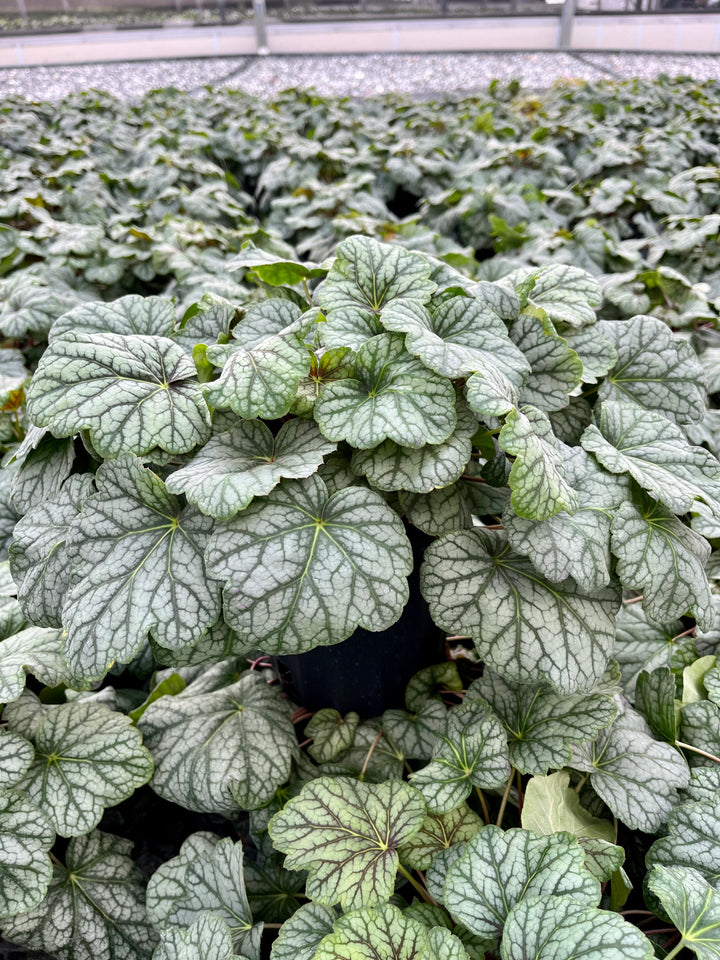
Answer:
[
  {"left": 398, "top": 864, "right": 436, "bottom": 905},
  {"left": 662, "top": 942, "right": 685, "bottom": 960},
  {"left": 574, "top": 773, "right": 590, "bottom": 794},
  {"left": 675, "top": 740, "right": 720, "bottom": 765},
  {"left": 359, "top": 729, "right": 384, "bottom": 780},
  {"left": 516, "top": 769, "right": 524, "bottom": 816},
  {"left": 622, "top": 594, "right": 644, "bottom": 605},
  {"left": 475, "top": 786, "right": 491, "bottom": 825},
  {"left": 496, "top": 771, "right": 515, "bottom": 827}
]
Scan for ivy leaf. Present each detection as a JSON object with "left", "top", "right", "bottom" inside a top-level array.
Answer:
[
  {"left": 152, "top": 913, "right": 248, "bottom": 960},
  {"left": 350, "top": 396, "right": 476, "bottom": 494},
  {"left": 49, "top": 295, "right": 176, "bottom": 340},
  {"left": 138, "top": 669, "right": 296, "bottom": 814},
  {"left": 611, "top": 497, "right": 714, "bottom": 630},
  {"left": 498, "top": 406, "right": 579, "bottom": 520},
  {"left": 146, "top": 833, "right": 259, "bottom": 957},
  {"left": 572, "top": 706, "right": 690, "bottom": 832},
  {"left": 581, "top": 401, "right": 720, "bottom": 517},
  {"left": 268, "top": 777, "right": 426, "bottom": 911},
  {"left": 500, "top": 895, "right": 653, "bottom": 960},
  {"left": 469, "top": 670, "right": 617, "bottom": 774},
  {"left": 511, "top": 317, "right": 583, "bottom": 412},
  {"left": 318, "top": 236, "right": 436, "bottom": 314},
  {"left": 306, "top": 709, "right": 360, "bottom": 763},
  {"left": 165, "top": 419, "right": 336, "bottom": 522},
  {"left": 380, "top": 296, "right": 529, "bottom": 381},
  {"left": 61, "top": 457, "right": 221, "bottom": 682},
  {"left": 409, "top": 698, "right": 510, "bottom": 813},
  {"left": 10, "top": 474, "right": 94, "bottom": 627},
  {"left": 204, "top": 325, "right": 311, "bottom": 421},
  {"left": 5, "top": 701, "right": 153, "bottom": 837},
  {"left": 0, "top": 788, "right": 54, "bottom": 919},
  {"left": 504, "top": 445, "right": 628, "bottom": 592},
  {"left": 0, "top": 626, "right": 69, "bottom": 703},
  {"left": 647, "top": 797, "right": 720, "bottom": 886},
  {"left": 399, "top": 805, "right": 483, "bottom": 870},
  {"left": 315, "top": 333, "right": 456, "bottom": 449},
  {"left": 1, "top": 830, "right": 157, "bottom": 960},
  {"left": 269, "top": 902, "right": 336, "bottom": 960},
  {"left": 313, "top": 903, "right": 470, "bottom": 960},
  {"left": 420, "top": 528, "right": 620, "bottom": 694},
  {"left": 27, "top": 331, "right": 211, "bottom": 458},
  {"left": 443, "top": 826, "right": 600, "bottom": 944},
  {"left": 649, "top": 865, "right": 720, "bottom": 960},
  {"left": 598, "top": 315, "right": 706, "bottom": 424},
  {"left": 205, "top": 475, "right": 412, "bottom": 656},
  {"left": 519, "top": 264, "right": 602, "bottom": 327}
]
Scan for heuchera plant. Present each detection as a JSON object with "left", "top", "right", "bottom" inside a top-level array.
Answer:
[{"left": 2, "top": 79, "right": 720, "bottom": 960}]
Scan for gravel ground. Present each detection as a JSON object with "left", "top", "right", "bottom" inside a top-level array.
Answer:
[{"left": 2, "top": 50, "right": 720, "bottom": 100}]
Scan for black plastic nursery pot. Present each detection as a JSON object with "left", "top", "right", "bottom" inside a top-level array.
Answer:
[{"left": 273, "top": 526, "right": 445, "bottom": 717}]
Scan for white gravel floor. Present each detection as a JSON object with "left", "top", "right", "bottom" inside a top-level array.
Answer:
[{"left": 1, "top": 50, "right": 720, "bottom": 100}]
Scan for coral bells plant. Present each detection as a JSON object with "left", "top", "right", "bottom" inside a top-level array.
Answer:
[{"left": 3, "top": 76, "right": 720, "bottom": 960}]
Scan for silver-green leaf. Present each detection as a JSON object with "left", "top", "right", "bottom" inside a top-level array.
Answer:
[
  {"left": 205, "top": 474, "right": 411, "bottom": 656},
  {"left": 318, "top": 236, "right": 436, "bottom": 314},
  {"left": 409, "top": 698, "right": 510, "bottom": 813},
  {"left": 500, "top": 895, "right": 653, "bottom": 960},
  {"left": 165, "top": 418, "right": 336, "bottom": 522},
  {"left": 420, "top": 528, "right": 621, "bottom": 694},
  {"left": 5, "top": 701, "right": 153, "bottom": 837},
  {"left": 61, "top": 457, "right": 221, "bottom": 682},
  {"left": 146, "top": 833, "right": 259, "bottom": 957},
  {"left": 315, "top": 333, "right": 456, "bottom": 449},
  {"left": 598, "top": 315, "right": 706, "bottom": 424},
  {"left": 469, "top": 670, "right": 617, "bottom": 774},
  {"left": 443, "top": 826, "right": 600, "bottom": 944},
  {"left": 1, "top": 830, "right": 157, "bottom": 960},
  {"left": 27, "top": 331, "right": 211, "bottom": 458},
  {"left": 268, "top": 777, "right": 426, "bottom": 911},
  {"left": 498, "top": 406, "right": 578, "bottom": 520},
  {"left": 611, "top": 497, "right": 714, "bottom": 630},
  {"left": 139, "top": 669, "right": 296, "bottom": 814},
  {"left": 0, "top": 788, "right": 54, "bottom": 920},
  {"left": 581, "top": 401, "right": 720, "bottom": 517}
]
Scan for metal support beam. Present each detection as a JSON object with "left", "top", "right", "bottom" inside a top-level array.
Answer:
[
  {"left": 253, "top": 0, "right": 269, "bottom": 54},
  {"left": 558, "top": 0, "right": 576, "bottom": 48}
]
